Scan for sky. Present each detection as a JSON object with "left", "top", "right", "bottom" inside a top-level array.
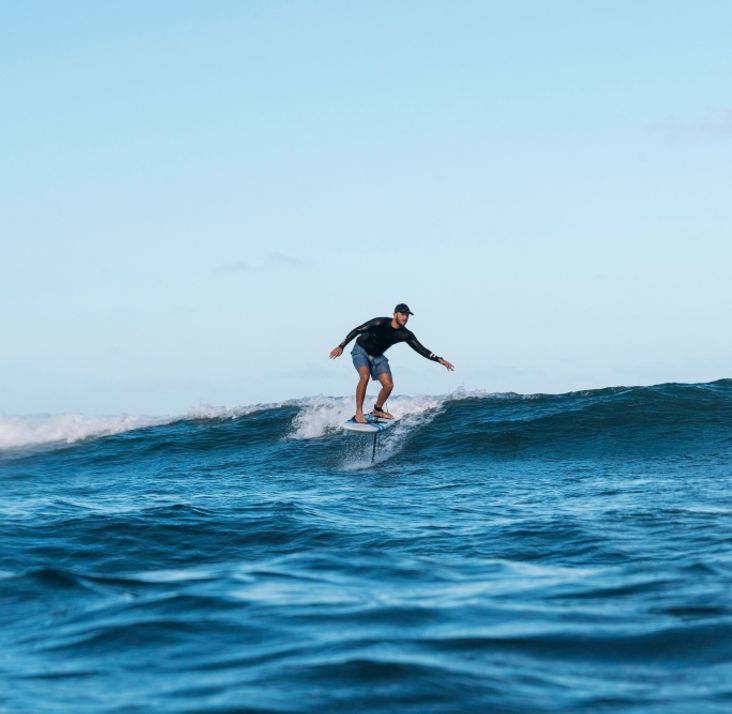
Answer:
[{"left": 2, "top": 0, "right": 731, "bottom": 415}]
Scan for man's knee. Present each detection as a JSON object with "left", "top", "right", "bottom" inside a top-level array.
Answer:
[{"left": 381, "top": 375, "right": 394, "bottom": 389}]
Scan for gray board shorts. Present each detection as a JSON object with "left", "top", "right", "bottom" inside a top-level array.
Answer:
[{"left": 351, "top": 343, "right": 391, "bottom": 381}]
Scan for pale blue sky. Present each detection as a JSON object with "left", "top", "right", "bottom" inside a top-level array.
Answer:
[{"left": 2, "top": 1, "right": 731, "bottom": 414}]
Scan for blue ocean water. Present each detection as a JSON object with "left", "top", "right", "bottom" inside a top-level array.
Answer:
[{"left": 2, "top": 381, "right": 732, "bottom": 713}]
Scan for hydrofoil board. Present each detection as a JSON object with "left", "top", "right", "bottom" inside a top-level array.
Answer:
[{"left": 343, "top": 414, "right": 399, "bottom": 433}]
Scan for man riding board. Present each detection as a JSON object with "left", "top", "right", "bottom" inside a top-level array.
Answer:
[{"left": 329, "top": 303, "right": 454, "bottom": 424}]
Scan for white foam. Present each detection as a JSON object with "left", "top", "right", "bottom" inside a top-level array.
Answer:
[
  {"left": 183, "top": 402, "right": 285, "bottom": 421},
  {"left": 288, "top": 393, "right": 445, "bottom": 441},
  {"left": 287, "top": 395, "right": 354, "bottom": 440},
  {"left": 0, "top": 413, "right": 170, "bottom": 451},
  {"left": 0, "top": 402, "right": 285, "bottom": 451}
]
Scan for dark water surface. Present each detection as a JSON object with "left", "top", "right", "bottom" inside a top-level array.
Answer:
[{"left": 2, "top": 381, "right": 732, "bottom": 712}]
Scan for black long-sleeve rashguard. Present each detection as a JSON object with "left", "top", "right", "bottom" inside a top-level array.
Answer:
[{"left": 339, "top": 317, "right": 442, "bottom": 362}]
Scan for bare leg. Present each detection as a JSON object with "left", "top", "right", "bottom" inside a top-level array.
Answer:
[
  {"left": 373, "top": 372, "right": 394, "bottom": 418},
  {"left": 355, "top": 366, "right": 370, "bottom": 423}
]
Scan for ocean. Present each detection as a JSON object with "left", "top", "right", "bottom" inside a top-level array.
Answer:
[{"left": 1, "top": 380, "right": 731, "bottom": 713}]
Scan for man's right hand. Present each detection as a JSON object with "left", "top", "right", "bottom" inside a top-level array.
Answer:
[{"left": 329, "top": 346, "right": 343, "bottom": 359}]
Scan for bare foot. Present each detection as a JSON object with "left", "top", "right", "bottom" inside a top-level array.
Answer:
[
  {"left": 372, "top": 407, "right": 394, "bottom": 420},
  {"left": 354, "top": 412, "right": 367, "bottom": 424}
]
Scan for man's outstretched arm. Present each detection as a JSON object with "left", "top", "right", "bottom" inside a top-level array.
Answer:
[
  {"left": 329, "top": 317, "right": 383, "bottom": 359},
  {"left": 406, "top": 335, "right": 455, "bottom": 371}
]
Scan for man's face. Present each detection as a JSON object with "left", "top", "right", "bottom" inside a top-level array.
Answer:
[{"left": 394, "top": 311, "right": 410, "bottom": 327}]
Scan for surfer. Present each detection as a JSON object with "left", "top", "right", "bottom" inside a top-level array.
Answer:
[{"left": 329, "top": 303, "right": 454, "bottom": 424}]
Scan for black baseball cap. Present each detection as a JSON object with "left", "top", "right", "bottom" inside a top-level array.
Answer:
[{"left": 394, "top": 303, "right": 414, "bottom": 315}]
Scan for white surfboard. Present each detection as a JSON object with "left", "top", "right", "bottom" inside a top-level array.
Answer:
[{"left": 342, "top": 414, "right": 399, "bottom": 433}]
